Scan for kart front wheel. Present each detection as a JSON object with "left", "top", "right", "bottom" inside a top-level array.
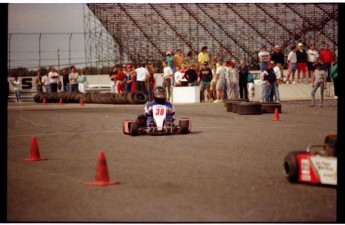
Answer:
[
  {"left": 179, "top": 120, "right": 190, "bottom": 134},
  {"left": 283, "top": 151, "right": 302, "bottom": 183},
  {"left": 129, "top": 122, "right": 139, "bottom": 136}
]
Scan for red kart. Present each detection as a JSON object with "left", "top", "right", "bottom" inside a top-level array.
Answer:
[{"left": 283, "top": 134, "right": 337, "bottom": 186}]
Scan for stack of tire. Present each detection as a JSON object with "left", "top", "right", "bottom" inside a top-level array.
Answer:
[
  {"left": 33, "top": 92, "right": 148, "bottom": 104},
  {"left": 225, "top": 99, "right": 282, "bottom": 115}
]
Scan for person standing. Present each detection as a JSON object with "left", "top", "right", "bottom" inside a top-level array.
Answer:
[
  {"left": 109, "top": 66, "right": 117, "bottom": 93},
  {"left": 69, "top": 66, "right": 79, "bottom": 92},
  {"left": 184, "top": 63, "right": 198, "bottom": 87},
  {"left": 134, "top": 63, "right": 149, "bottom": 93},
  {"left": 270, "top": 45, "right": 285, "bottom": 81},
  {"left": 210, "top": 63, "right": 217, "bottom": 101},
  {"left": 310, "top": 63, "right": 326, "bottom": 107},
  {"left": 307, "top": 44, "right": 319, "bottom": 83},
  {"left": 198, "top": 46, "right": 210, "bottom": 68},
  {"left": 124, "top": 64, "right": 132, "bottom": 93},
  {"left": 61, "top": 69, "right": 69, "bottom": 92},
  {"left": 262, "top": 61, "right": 277, "bottom": 102},
  {"left": 296, "top": 42, "right": 308, "bottom": 83},
  {"left": 184, "top": 50, "right": 197, "bottom": 67},
  {"left": 258, "top": 44, "right": 271, "bottom": 72},
  {"left": 319, "top": 43, "right": 334, "bottom": 82},
  {"left": 41, "top": 71, "right": 50, "bottom": 93},
  {"left": 35, "top": 71, "right": 43, "bottom": 93},
  {"left": 330, "top": 60, "right": 338, "bottom": 99},
  {"left": 199, "top": 61, "right": 212, "bottom": 103},
  {"left": 238, "top": 59, "right": 250, "bottom": 100},
  {"left": 162, "top": 60, "right": 173, "bottom": 101},
  {"left": 286, "top": 46, "right": 297, "bottom": 84},
  {"left": 48, "top": 66, "right": 60, "bottom": 93},
  {"left": 11, "top": 75, "right": 22, "bottom": 102},
  {"left": 225, "top": 60, "right": 239, "bottom": 99},
  {"left": 77, "top": 70, "right": 88, "bottom": 93},
  {"left": 213, "top": 60, "right": 226, "bottom": 103},
  {"left": 247, "top": 72, "right": 255, "bottom": 101},
  {"left": 272, "top": 61, "right": 281, "bottom": 103},
  {"left": 173, "top": 48, "right": 184, "bottom": 69},
  {"left": 147, "top": 63, "right": 156, "bottom": 101}
]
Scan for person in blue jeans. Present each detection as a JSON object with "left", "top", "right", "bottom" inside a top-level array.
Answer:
[{"left": 144, "top": 86, "right": 175, "bottom": 127}]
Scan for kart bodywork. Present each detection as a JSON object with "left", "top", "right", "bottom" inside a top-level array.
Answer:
[
  {"left": 123, "top": 105, "right": 191, "bottom": 136},
  {"left": 283, "top": 134, "right": 337, "bottom": 186}
]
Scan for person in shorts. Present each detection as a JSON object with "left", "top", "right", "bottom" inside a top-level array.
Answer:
[
  {"left": 199, "top": 61, "right": 212, "bottom": 103},
  {"left": 296, "top": 42, "right": 308, "bottom": 83},
  {"left": 286, "top": 46, "right": 297, "bottom": 84}
]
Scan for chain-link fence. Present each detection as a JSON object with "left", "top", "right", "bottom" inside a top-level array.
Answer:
[{"left": 8, "top": 32, "right": 86, "bottom": 72}]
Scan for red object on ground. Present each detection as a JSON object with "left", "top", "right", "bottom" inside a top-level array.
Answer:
[
  {"left": 80, "top": 98, "right": 84, "bottom": 106},
  {"left": 59, "top": 98, "right": 62, "bottom": 105},
  {"left": 273, "top": 107, "right": 280, "bottom": 121},
  {"left": 23, "top": 136, "right": 48, "bottom": 161},
  {"left": 85, "top": 151, "right": 120, "bottom": 186},
  {"left": 43, "top": 98, "right": 46, "bottom": 105}
]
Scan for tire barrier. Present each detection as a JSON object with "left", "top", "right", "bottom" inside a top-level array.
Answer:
[
  {"left": 33, "top": 91, "right": 148, "bottom": 105},
  {"left": 223, "top": 98, "right": 249, "bottom": 107},
  {"left": 225, "top": 99, "right": 249, "bottom": 112},
  {"left": 236, "top": 102, "right": 262, "bottom": 115},
  {"left": 261, "top": 102, "right": 282, "bottom": 113}
]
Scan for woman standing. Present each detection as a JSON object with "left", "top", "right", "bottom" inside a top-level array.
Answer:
[
  {"left": 35, "top": 71, "right": 43, "bottom": 93},
  {"left": 77, "top": 70, "right": 88, "bottom": 93}
]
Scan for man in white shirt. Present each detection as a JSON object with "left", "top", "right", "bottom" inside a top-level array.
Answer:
[
  {"left": 69, "top": 65, "right": 79, "bottom": 93},
  {"left": 307, "top": 44, "right": 319, "bottom": 83},
  {"left": 41, "top": 72, "right": 50, "bottom": 93},
  {"left": 273, "top": 62, "right": 281, "bottom": 102},
  {"left": 134, "top": 63, "right": 149, "bottom": 93},
  {"left": 48, "top": 66, "right": 60, "bottom": 92},
  {"left": 258, "top": 44, "right": 271, "bottom": 72},
  {"left": 286, "top": 46, "right": 297, "bottom": 84}
]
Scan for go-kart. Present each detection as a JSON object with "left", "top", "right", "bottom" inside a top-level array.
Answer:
[
  {"left": 283, "top": 134, "right": 337, "bottom": 186},
  {"left": 123, "top": 104, "right": 191, "bottom": 136}
]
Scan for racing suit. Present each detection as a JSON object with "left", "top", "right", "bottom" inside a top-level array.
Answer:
[{"left": 144, "top": 101, "right": 175, "bottom": 126}]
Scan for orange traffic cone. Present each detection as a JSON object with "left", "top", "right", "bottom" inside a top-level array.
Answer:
[
  {"left": 80, "top": 98, "right": 84, "bottom": 106},
  {"left": 85, "top": 151, "right": 120, "bottom": 186},
  {"left": 273, "top": 108, "right": 280, "bottom": 121},
  {"left": 59, "top": 97, "right": 62, "bottom": 105},
  {"left": 43, "top": 98, "right": 46, "bottom": 105},
  {"left": 23, "top": 136, "right": 48, "bottom": 161}
]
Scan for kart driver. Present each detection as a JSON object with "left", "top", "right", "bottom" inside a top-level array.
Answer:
[{"left": 144, "top": 86, "right": 175, "bottom": 127}]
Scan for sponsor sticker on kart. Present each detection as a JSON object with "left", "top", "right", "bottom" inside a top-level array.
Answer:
[{"left": 310, "top": 155, "right": 337, "bottom": 185}]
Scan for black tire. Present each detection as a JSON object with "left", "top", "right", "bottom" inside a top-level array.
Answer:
[
  {"left": 39, "top": 93, "right": 49, "bottom": 102},
  {"left": 133, "top": 92, "right": 148, "bottom": 104},
  {"left": 283, "top": 151, "right": 305, "bottom": 183},
  {"left": 91, "top": 92, "right": 101, "bottom": 103},
  {"left": 33, "top": 93, "right": 41, "bottom": 103},
  {"left": 324, "top": 134, "right": 337, "bottom": 157},
  {"left": 126, "top": 92, "right": 136, "bottom": 104},
  {"left": 261, "top": 102, "right": 282, "bottom": 113},
  {"left": 237, "top": 102, "right": 262, "bottom": 115},
  {"left": 224, "top": 98, "right": 248, "bottom": 107},
  {"left": 84, "top": 92, "right": 92, "bottom": 103},
  {"left": 232, "top": 102, "right": 243, "bottom": 113},
  {"left": 129, "top": 122, "right": 138, "bottom": 136},
  {"left": 179, "top": 120, "right": 190, "bottom": 134}
]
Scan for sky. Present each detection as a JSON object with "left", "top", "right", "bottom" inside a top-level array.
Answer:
[{"left": 9, "top": 3, "right": 85, "bottom": 33}]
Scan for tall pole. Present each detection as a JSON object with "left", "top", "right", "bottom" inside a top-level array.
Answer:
[
  {"left": 39, "top": 33, "right": 41, "bottom": 69},
  {"left": 57, "top": 48, "right": 60, "bottom": 74},
  {"left": 69, "top": 33, "right": 72, "bottom": 66}
]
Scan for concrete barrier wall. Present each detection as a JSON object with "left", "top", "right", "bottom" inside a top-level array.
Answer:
[{"left": 7, "top": 71, "right": 335, "bottom": 101}]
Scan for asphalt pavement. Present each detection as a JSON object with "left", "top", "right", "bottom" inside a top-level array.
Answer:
[{"left": 7, "top": 100, "right": 337, "bottom": 222}]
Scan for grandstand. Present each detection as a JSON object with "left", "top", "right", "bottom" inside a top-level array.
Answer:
[{"left": 84, "top": 3, "right": 338, "bottom": 69}]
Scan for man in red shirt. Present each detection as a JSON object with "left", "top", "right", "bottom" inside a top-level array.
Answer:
[
  {"left": 115, "top": 65, "right": 126, "bottom": 94},
  {"left": 319, "top": 43, "right": 334, "bottom": 82}
]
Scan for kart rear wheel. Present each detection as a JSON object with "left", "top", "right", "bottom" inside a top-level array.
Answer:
[
  {"left": 179, "top": 120, "right": 190, "bottom": 134},
  {"left": 324, "top": 134, "right": 337, "bottom": 157},
  {"left": 129, "top": 122, "right": 139, "bottom": 136},
  {"left": 283, "top": 151, "right": 305, "bottom": 183}
]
